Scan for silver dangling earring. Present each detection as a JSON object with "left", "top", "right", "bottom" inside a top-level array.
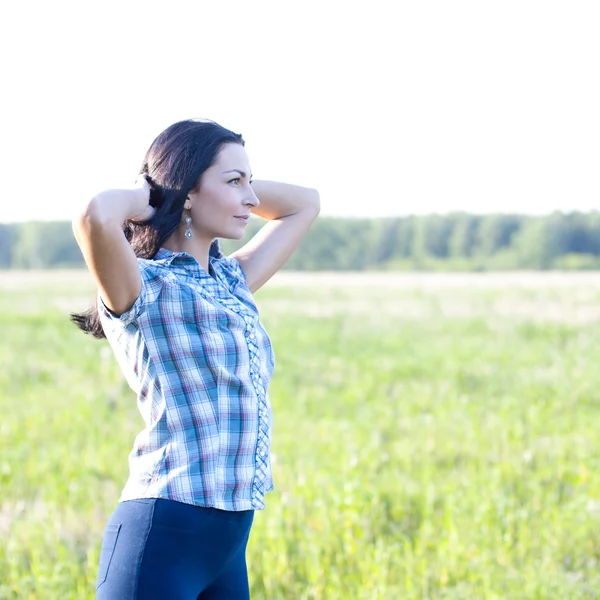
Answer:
[{"left": 184, "top": 210, "right": 193, "bottom": 240}]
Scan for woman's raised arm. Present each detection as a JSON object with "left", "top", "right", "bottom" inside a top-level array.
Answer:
[
  {"left": 231, "top": 179, "right": 320, "bottom": 293},
  {"left": 72, "top": 177, "right": 155, "bottom": 317}
]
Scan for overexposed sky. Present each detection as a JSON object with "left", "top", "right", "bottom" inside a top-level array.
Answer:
[{"left": 0, "top": 0, "right": 598, "bottom": 222}]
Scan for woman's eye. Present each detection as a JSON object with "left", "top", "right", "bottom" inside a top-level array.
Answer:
[{"left": 229, "top": 178, "right": 240, "bottom": 185}]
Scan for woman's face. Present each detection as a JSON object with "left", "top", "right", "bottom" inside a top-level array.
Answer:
[{"left": 187, "top": 143, "right": 259, "bottom": 240}]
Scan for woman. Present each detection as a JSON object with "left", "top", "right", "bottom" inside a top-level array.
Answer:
[{"left": 71, "top": 119, "right": 320, "bottom": 599}]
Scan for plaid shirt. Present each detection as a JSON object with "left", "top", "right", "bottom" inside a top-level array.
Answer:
[{"left": 98, "top": 240, "right": 275, "bottom": 511}]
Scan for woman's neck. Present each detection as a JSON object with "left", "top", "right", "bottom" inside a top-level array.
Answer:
[{"left": 161, "top": 229, "right": 213, "bottom": 272}]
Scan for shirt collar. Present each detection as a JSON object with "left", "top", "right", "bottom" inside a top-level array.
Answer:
[
  {"left": 151, "top": 239, "right": 228, "bottom": 283},
  {"left": 154, "top": 239, "right": 224, "bottom": 267},
  {"left": 149, "top": 238, "right": 241, "bottom": 301}
]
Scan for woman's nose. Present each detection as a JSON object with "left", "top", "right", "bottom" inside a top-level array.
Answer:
[{"left": 246, "top": 188, "right": 260, "bottom": 208}]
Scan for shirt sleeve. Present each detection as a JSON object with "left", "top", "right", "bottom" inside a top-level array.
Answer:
[{"left": 97, "top": 260, "right": 163, "bottom": 327}]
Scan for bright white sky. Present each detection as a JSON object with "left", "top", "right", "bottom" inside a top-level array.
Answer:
[{"left": 0, "top": 0, "right": 598, "bottom": 222}]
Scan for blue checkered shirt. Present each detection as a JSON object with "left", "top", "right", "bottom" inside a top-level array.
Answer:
[{"left": 98, "top": 240, "right": 275, "bottom": 511}]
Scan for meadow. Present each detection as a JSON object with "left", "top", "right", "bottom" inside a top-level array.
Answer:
[{"left": 2, "top": 270, "right": 600, "bottom": 599}]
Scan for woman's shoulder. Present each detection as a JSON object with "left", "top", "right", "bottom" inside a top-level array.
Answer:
[{"left": 210, "top": 241, "right": 248, "bottom": 288}]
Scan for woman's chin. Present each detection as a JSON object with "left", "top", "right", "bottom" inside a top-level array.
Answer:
[{"left": 220, "top": 227, "right": 247, "bottom": 241}]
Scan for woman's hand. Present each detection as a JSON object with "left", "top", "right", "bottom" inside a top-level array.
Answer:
[{"left": 128, "top": 175, "right": 156, "bottom": 222}]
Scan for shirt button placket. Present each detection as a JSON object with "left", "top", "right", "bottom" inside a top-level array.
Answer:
[{"left": 244, "top": 313, "right": 270, "bottom": 508}]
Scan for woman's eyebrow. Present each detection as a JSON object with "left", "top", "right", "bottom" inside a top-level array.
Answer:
[{"left": 222, "top": 169, "right": 252, "bottom": 179}]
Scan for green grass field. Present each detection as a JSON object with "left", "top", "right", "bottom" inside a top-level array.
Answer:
[{"left": 2, "top": 270, "right": 600, "bottom": 599}]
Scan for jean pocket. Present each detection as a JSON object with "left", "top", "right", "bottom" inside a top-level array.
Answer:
[{"left": 96, "top": 523, "right": 122, "bottom": 589}]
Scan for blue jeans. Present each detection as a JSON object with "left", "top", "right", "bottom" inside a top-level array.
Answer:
[{"left": 95, "top": 498, "right": 255, "bottom": 599}]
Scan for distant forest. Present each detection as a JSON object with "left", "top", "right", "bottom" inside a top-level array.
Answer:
[{"left": 1, "top": 212, "right": 600, "bottom": 271}]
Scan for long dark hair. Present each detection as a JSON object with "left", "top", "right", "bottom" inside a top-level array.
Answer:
[{"left": 71, "top": 119, "right": 245, "bottom": 339}]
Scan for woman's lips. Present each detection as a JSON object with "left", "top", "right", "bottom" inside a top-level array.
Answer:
[{"left": 234, "top": 216, "right": 249, "bottom": 223}]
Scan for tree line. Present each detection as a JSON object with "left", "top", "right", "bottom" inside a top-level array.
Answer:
[{"left": 1, "top": 211, "right": 600, "bottom": 271}]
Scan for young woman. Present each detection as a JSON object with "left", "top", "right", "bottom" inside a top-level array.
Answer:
[{"left": 71, "top": 119, "right": 320, "bottom": 599}]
